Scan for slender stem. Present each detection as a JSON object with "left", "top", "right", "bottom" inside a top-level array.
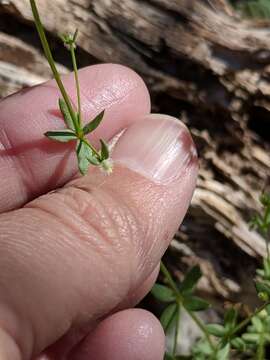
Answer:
[
  {"left": 231, "top": 302, "right": 270, "bottom": 336},
  {"left": 256, "top": 332, "right": 265, "bottom": 360},
  {"left": 187, "top": 306, "right": 215, "bottom": 349},
  {"left": 263, "top": 206, "right": 270, "bottom": 257},
  {"left": 160, "top": 261, "right": 215, "bottom": 351},
  {"left": 30, "top": 0, "right": 77, "bottom": 128},
  {"left": 70, "top": 45, "right": 82, "bottom": 127},
  {"left": 160, "top": 262, "right": 179, "bottom": 295},
  {"left": 173, "top": 304, "right": 180, "bottom": 356},
  {"left": 81, "top": 138, "right": 101, "bottom": 159}
]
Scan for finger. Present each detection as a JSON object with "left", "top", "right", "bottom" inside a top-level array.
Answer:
[
  {"left": 116, "top": 264, "right": 160, "bottom": 310},
  {"left": 70, "top": 309, "right": 165, "bottom": 360},
  {"left": 0, "top": 64, "right": 150, "bottom": 212},
  {"left": 0, "top": 114, "right": 198, "bottom": 360},
  {"left": 38, "top": 267, "right": 160, "bottom": 360}
]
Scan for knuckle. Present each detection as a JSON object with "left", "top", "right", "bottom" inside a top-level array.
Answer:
[
  {"left": 29, "top": 181, "right": 146, "bottom": 279},
  {"left": 67, "top": 183, "right": 141, "bottom": 258},
  {"left": 62, "top": 182, "right": 147, "bottom": 292}
]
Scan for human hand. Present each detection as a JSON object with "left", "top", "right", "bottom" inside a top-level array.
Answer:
[{"left": 0, "top": 64, "right": 198, "bottom": 360}]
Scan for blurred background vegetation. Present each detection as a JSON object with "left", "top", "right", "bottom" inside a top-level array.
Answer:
[{"left": 231, "top": 0, "right": 270, "bottom": 19}]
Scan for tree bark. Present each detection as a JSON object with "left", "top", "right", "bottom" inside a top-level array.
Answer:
[{"left": 1, "top": 0, "right": 270, "bottom": 310}]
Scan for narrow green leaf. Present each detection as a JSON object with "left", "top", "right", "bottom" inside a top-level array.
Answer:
[
  {"left": 160, "top": 303, "right": 178, "bottom": 333},
  {"left": 251, "top": 316, "right": 264, "bottom": 332},
  {"left": 83, "top": 110, "right": 105, "bottom": 135},
  {"left": 151, "top": 284, "right": 176, "bottom": 303},
  {"left": 73, "top": 28, "right": 79, "bottom": 42},
  {"left": 263, "top": 258, "right": 270, "bottom": 278},
  {"left": 76, "top": 140, "right": 91, "bottom": 175},
  {"left": 88, "top": 154, "right": 100, "bottom": 166},
  {"left": 216, "top": 343, "right": 230, "bottom": 360},
  {"left": 192, "top": 339, "right": 212, "bottom": 356},
  {"left": 59, "top": 98, "right": 75, "bottom": 130},
  {"left": 183, "top": 296, "right": 209, "bottom": 312},
  {"left": 224, "top": 308, "right": 238, "bottom": 329},
  {"left": 100, "top": 139, "right": 109, "bottom": 160},
  {"left": 45, "top": 130, "right": 77, "bottom": 142},
  {"left": 242, "top": 333, "right": 260, "bottom": 343},
  {"left": 76, "top": 140, "right": 101, "bottom": 175},
  {"left": 231, "top": 337, "right": 246, "bottom": 351},
  {"left": 205, "top": 324, "right": 226, "bottom": 337},
  {"left": 179, "top": 266, "right": 202, "bottom": 294}
]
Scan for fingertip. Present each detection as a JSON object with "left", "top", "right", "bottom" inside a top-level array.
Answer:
[
  {"left": 0, "top": 327, "right": 21, "bottom": 360},
  {"left": 71, "top": 309, "right": 165, "bottom": 360},
  {"left": 112, "top": 264, "right": 160, "bottom": 314},
  {"left": 76, "top": 63, "right": 151, "bottom": 141}
]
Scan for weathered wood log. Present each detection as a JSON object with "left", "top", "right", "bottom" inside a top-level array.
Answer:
[{"left": 0, "top": 0, "right": 270, "bottom": 308}]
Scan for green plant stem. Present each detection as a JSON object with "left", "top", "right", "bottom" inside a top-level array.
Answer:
[
  {"left": 263, "top": 205, "right": 270, "bottom": 258},
  {"left": 256, "top": 332, "right": 265, "bottom": 360},
  {"left": 160, "top": 262, "right": 179, "bottom": 295},
  {"left": 231, "top": 301, "right": 270, "bottom": 336},
  {"left": 173, "top": 303, "right": 180, "bottom": 356},
  {"left": 30, "top": 0, "right": 78, "bottom": 130},
  {"left": 70, "top": 45, "right": 82, "bottom": 127},
  {"left": 81, "top": 138, "right": 101, "bottom": 160},
  {"left": 160, "top": 261, "right": 215, "bottom": 351}
]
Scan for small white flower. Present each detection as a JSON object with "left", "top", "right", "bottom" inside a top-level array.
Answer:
[{"left": 100, "top": 158, "right": 113, "bottom": 174}]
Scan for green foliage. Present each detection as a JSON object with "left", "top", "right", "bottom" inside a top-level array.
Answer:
[
  {"left": 45, "top": 130, "right": 78, "bottom": 142},
  {"left": 161, "top": 303, "right": 178, "bottom": 332},
  {"left": 152, "top": 263, "right": 212, "bottom": 359},
  {"left": 59, "top": 98, "right": 75, "bottom": 130},
  {"left": 152, "top": 284, "right": 176, "bottom": 302},
  {"left": 83, "top": 110, "right": 105, "bottom": 135},
  {"left": 30, "top": 0, "right": 112, "bottom": 175},
  {"left": 153, "top": 193, "right": 270, "bottom": 359},
  {"left": 76, "top": 140, "right": 99, "bottom": 175},
  {"left": 183, "top": 296, "right": 209, "bottom": 312},
  {"left": 233, "top": 0, "right": 270, "bottom": 19},
  {"left": 250, "top": 192, "right": 270, "bottom": 237},
  {"left": 179, "top": 266, "right": 202, "bottom": 294},
  {"left": 100, "top": 139, "right": 110, "bottom": 160}
]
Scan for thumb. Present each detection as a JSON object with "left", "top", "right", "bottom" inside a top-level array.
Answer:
[{"left": 0, "top": 114, "right": 198, "bottom": 359}]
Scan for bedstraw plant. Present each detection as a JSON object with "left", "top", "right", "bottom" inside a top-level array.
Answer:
[
  {"left": 30, "top": 0, "right": 112, "bottom": 176},
  {"left": 153, "top": 192, "right": 270, "bottom": 359}
]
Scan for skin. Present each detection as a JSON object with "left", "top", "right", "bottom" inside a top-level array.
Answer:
[{"left": 0, "top": 64, "right": 198, "bottom": 360}]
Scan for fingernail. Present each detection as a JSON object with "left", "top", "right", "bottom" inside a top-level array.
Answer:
[{"left": 112, "top": 114, "right": 197, "bottom": 184}]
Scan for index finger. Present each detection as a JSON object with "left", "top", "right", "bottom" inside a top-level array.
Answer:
[{"left": 0, "top": 64, "right": 150, "bottom": 213}]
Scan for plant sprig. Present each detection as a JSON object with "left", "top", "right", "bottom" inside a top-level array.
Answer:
[
  {"left": 152, "top": 263, "right": 214, "bottom": 359},
  {"left": 153, "top": 192, "right": 270, "bottom": 360},
  {"left": 30, "top": 0, "right": 112, "bottom": 175}
]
